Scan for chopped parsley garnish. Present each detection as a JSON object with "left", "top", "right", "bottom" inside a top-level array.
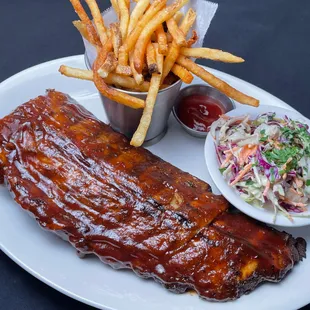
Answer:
[
  {"left": 281, "top": 124, "right": 310, "bottom": 156},
  {"left": 259, "top": 129, "right": 268, "bottom": 142},
  {"left": 270, "top": 167, "right": 276, "bottom": 183},
  {"left": 264, "top": 147, "right": 300, "bottom": 168},
  {"left": 219, "top": 167, "right": 226, "bottom": 174},
  {"left": 306, "top": 180, "right": 310, "bottom": 186},
  {"left": 279, "top": 170, "right": 286, "bottom": 176}
]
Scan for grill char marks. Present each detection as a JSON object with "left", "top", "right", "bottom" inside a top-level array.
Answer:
[{"left": 0, "top": 90, "right": 306, "bottom": 301}]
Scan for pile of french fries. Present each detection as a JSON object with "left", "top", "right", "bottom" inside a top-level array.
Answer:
[{"left": 59, "top": 0, "right": 259, "bottom": 146}]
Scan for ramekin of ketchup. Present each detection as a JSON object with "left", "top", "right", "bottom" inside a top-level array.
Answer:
[{"left": 173, "top": 85, "right": 235, "bottom": 138}]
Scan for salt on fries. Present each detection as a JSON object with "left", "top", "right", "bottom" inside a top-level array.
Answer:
[
  {"left": 131, "top": 47, "right": 164, "bottom": 147},
  {"left": 128, "top": 0, "right": 150, "bottom": 35},
  {"left": 176, "top": 55, "right": 259, "bottom": 106},
  {"left": 119, "top": 0, "right": 166, "bottom": 67},
  {"left": 171, "top": 64, "right": 193, "bottom": 84},
  {"left": 69, "top": 0, "right": 101, "bottom": 46},
  {"left": 166, "top": 18, "right": 187, "bottom": 47},
  {"left": 72, "top": 20, "right": 99, "bottom": 46},
  {"left": 155, "top": 24, "right": 168, "bottom": 55},
  {"left": 161, "top": 7, "right": 196, "bottom": 82},
  {"left": 84, "top": 0, "right": 108, "bottom": 45},
  {"left": 133, "top": 0, "right": 189, "bottom": 73},
  {"left": 180, "top": 47, "right": 245, "bottom": 63},
  {"left": 62, "top": 0, "right": 260, "bottom": 146},
  {"left": 118, "top": 0, "right": 130, "bottom": 40},
  {"left": 98, "top": 52, "right": 118, "bottom": 78},
  {"left": 59, "top": 65, "right": 151, "bottom": 92},
  {"left": 110, "top": 23, "right": 122, "bottom": 58},
  {"left": 93, "top": 45, "right": 145, "bottom": 109}
]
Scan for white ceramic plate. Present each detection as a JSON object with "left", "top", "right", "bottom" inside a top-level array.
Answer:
[
  {"left": 0, "top": 55, "right": 309, "bottom": 310},
  {"left": 205, "top": 105, "right": 310, "bottom": 227}
]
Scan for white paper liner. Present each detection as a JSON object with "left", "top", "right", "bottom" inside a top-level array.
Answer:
[{"left": 83, "top": 0, "right": 218, "bottom": 67}]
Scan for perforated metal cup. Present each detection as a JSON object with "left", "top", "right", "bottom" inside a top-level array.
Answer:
[{"left": 85, "top": 54, "right": 182, "bottom": 146}]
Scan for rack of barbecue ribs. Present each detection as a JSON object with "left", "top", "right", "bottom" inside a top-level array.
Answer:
[{"left": 0, "top": 90, "right": 306, "bottom": 301}]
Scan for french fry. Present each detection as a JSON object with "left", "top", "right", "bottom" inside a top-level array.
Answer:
[
  {"left": 133, "top": 0, "right": 189, "bottom": 73},
  {"left": 186, "top": 30, "right": 198, "bottom": 47},
  {"left": 118, "top": 0, "right": 130, "bottom": 41},
  {"left": 69, "top": 0, "right": 101, "bottom": 46},
  {"left": 105, "top": 73, "right": 149, "bottom": 91},
  {"left": 63, "top": 0, "right": 260, "bottom": 145},
  {"left": 93, "top": 44, "right": 145, "bottom": 109},
  {"left": 128, "top": 0, "right": 150, "bottom": 35},
  {"left": 146, "top": 42, "right": 158, "bottom": 74},
  {"left": 166, "top": 32, "right": 173, "bottom": 43},
  {"left": 179, "top": 8, "right": 196, "bottom": 34},
  {"left": 180, "top": 47, "right": 245, "bottom": 63},
  {"left": 59, "top": 65, "right": 151, "bottom": 92},
  {"left": 107, "top": 28, "right": 112, "bottom": 39},
  {"left": 118, "top": 47, "right": 129, "bottom": 67},
  {"left": 110, "top": 23, "right": 122, "bottom": 58},
  {"left": 161, "top": 42, "right": 179, "bottom": 83},
  {"left": 115, "top": 65, "right": 132, "bottom": 76},
  {"left": 176, "top": 55, "right": 259, "bottom": 106},
  {"left": 110, "top": 0, "right": 120, "bottom": 19},
  {"left": 173, "top": 11, "right": 184, "bottom": 24},
  {"left": 125, "top": 0, "right": 130, "bottom": 9},
  {"left": 119, "top": 0, "right": 166, "bottom": 66},
  {"left": 171, "top": 64, "right": 193, "bottom": 84},
  {"left": 85, "top": 0, "right": 108, "bottom": 45},
  {"left": 72, "top": 20, "right": 98, "bottom": 46},
  {"left": 69, "top": 0, "right": 90, "bottom": 22},
  {"left": 98, "top": 52, "right": 118, "bottom": 78},
  {"left": 131, "top": 47, "right": 164, "bottom": 146},
  {"left": 129, "top": 52, "right": 144, "bottom": 85},
  {"left": 59, "top": 65, "right": 93, "bottom": 81},
  {"left": 161, "top": 8, "right": 196, "bottom": 82},
  {"left": 156, "top": 24, "right": 168, "bottom": 55},
  {"left": 166, "top": 18, "right": 187, "bottom": 47}
]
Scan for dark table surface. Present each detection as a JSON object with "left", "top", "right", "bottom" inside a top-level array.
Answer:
[{"left": 0, "top": 0, "right": 309, "bottom": 309}]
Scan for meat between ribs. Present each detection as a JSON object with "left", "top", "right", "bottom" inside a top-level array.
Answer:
[{"left": 0, "top": 90, "right": 306, "bottom": 301}]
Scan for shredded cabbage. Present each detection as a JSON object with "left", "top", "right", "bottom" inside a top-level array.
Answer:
[{"left": 214, "top": 113, "right": 310, "bottom": 222}]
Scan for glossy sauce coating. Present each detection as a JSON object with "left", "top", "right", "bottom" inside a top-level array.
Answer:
[
  {"left": 0, "top": 90, "right": 306, "bottom": 301},
  {"left": 177, "top": 94, "right": 225, "bottom": 131}
]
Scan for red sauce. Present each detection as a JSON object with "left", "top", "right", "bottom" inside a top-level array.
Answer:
[{"left": 177, "top": 94, "right": 225, "bottom": 132}]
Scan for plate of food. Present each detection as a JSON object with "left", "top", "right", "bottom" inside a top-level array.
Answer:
[
  {"left": 0, "top": 0, "right": 309, "bottom": 310},
  {"left": 205, "top": 105, "right": 310, "bottom": 227}
]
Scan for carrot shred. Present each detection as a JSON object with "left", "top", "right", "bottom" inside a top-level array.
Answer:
[
  {"left": 220, "top": 153, "right": 232, "bottom": 168},
  {"left": 230, "top": 163, "right": 253, "bottom": 186},
  {"left": 224, "top": 146, "right": 240, "bottom": 154},
  {"left": 263, "top": 179, "right": 270, "bottom": 196},
  {"left": 239, "top": 145, "right": 258, "bottom": 166}
]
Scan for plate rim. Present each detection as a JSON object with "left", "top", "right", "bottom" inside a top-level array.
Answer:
[{"left": 0, "top": 54, "right": 309, "bottom": 310}]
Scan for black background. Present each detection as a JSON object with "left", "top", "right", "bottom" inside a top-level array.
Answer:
[{"left": 0, "top": 0, "right": 309, "bottom": 309}]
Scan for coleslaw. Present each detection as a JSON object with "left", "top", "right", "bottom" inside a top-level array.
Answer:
[{"left": 211, "top": 112, "right": 310, "bottom": 222}]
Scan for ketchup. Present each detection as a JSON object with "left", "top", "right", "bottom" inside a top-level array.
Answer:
[{"left": 177, "top": 94, "right": 225, "bottom": 132}]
